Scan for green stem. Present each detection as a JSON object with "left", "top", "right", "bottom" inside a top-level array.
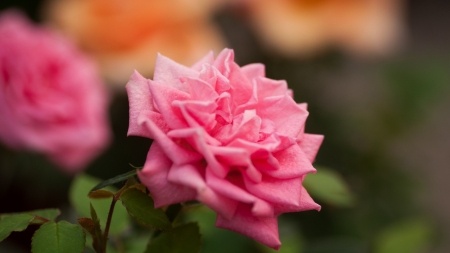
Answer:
[{"left": 102, "top": 197, "right": 117, "bottom": 252}]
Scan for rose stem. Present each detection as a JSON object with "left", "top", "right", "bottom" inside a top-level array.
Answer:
[{"left": 102, "top": 196, "right": 117, "bottom": 252}]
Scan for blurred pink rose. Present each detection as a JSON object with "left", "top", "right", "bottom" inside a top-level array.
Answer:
[
  {"left": 0, "top": 11, "right": 110, "bottom": 173},
  {"left": 127, "top": 48, "right": 323, "bottom": 249}
]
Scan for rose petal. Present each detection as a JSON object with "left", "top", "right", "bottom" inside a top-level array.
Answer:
[
  {"left": 138, "top": 114, "right": 202, "bottom": 164},
  {"left": 182, "top": 76, "right": 218, "bottom": 101},
  {"left": 209, "top": 145, "right": 262, "bottom": 182},
  {"left": 216, "top": 204, "right": 281, "bottom": 250},
  {"left": 148, "top": 80, "right": 189, "bottom": 129},
  {"left": 212, "top": 48, "right": 234, "bottom": 77},
  {"left": 138, "top": 143, "right": 196, "bottom": 208},
  {"left": 191, "top": 50, "right": 215, "bottom": 71},
  {"left": 126, "top": 70, "right": 156, "bottom": 137},
  {"left": 131, "top": 111, "right": 170, "bottom": 138},
  {"left": 168, "top": 163, "right": 238, "bottom": 220},
  {"left": 215, "top": 92, "right": 232, "bottom": 123},
  {"left": 273, "top": 186, "right": 321, "bottom": 215},
  {"left": 153, "top": 53, "right": 199, "bottom": 92},
  {"left": 241, "top": 63, "right": 265, "bottom": 81},
  {"left": 257, "top": 94, "right": 309, "bottom": 138},
  {"left": 213, "top": 109, "right": 261, "bottom": 145},
  {"left": 172, "top": 100, "right": 217, "bottom": 132},
  {"left": 244, "top": 175, "right": 303, "bottom": 206},
  {"left": 199, "top": 64, "right": 231, "bottom": 93},
  {"left": 264, "top": 144, "right": 316, "bottom": 179},
  {"left": 166, "top": 127, "right": 228, "bottom": 177},
  {"left": 206, "top": 170, "right": 273, "bottom": 217},
  {"left": 298, "top": 133, "right": 324, "bottom": 162},
  {"left": 255, "top": 77, "right": 289, "bottom": 99}
]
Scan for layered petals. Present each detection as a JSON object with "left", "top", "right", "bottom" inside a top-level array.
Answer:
[
  {"left": 129, "top": 48, "right": 323, "bottom": 249},
  {"left": 138, "top": 143, "right": 196, "bottom": 207}
]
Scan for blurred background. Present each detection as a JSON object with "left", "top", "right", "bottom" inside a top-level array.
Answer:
[{"left": 0, "top": 0, "right": 449, "bottom": 252}]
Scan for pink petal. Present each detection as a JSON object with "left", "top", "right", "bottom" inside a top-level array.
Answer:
[
  {"left": 298, "top": 103, "right": 308, "bottom": 111},
  {"left": 148, "top": 80, "right": 189, "bottom": 129},
  {"left": 264, "top": 144, "right": 316, "bottom": 179},
  {"left": 216, "top": 204, "right": 281, "bottom": 250},
  {"left": 255, "top": 77, "right": 289, "bottom": 99},
  {"left": 153, "top": 53, "right": 199, "bottom": 92},
  {"left": 126, "top": 71, "right": 157, "bottom": 137},
  {"left": 274, "top": 186, "right": 321, "bottom": 215},
  {"left": 241, "top": 63, "right": 265, "bottom": 80},
  {"left": 244, "top": 175, "right": 303, "bottom": 206},
  {"left": 209, "top": 146, "right": 262, "bottom": 183},
  {"left": 296, "top": 103, "right": 308, "bottom": 138},
  {"left": 229, "top": 62, "right": 255, "bottom": 108},
  {"left": 206, "top": 170, "right": 273, "bottom": 217},
  {"left": 190, "top": 50, "right": 215, "bottom": 71},
  {"left": 257, "top": 94, "right": 308, "bottom": 138},
  {"left": 213, "top": 109, "right": 261, "bottom": 145},
  {"left": 137, "top": 143, "right": 196, "bottom": 208},
  {"left": 212, "top": 49, "right": 254, "bottom": 107},
  {"left": 172, "top": 100, "right": 217, "bottom": 132},
  {"left": 167, "top": 163, "right": 206, "bottom": 190},
  {"left": 198, "top": 64, "right": 231, "bottom": 93},
  {"left": 251, "top": 149, "right": 280, "bottom": 171},
  {"left": 298, "top": 133, "right": 324, "bottom": 162},
  {"left": 216, "top": 92, "right": 232, "bottom": 123},
  {"left": 227, "top": 133, "right": 295, "bottom": 155},
  {"left": 168, "top": 127, "right": 220, "bottom": 146},
  {"left": 198, "top": 186, "right": 239, "bottom": 220},
  {"left": 258, "top": 133, "right": 296, "bottom": 153},
  {"left": 209, "top": 146, "right": 249, "bottom": 166},
  {"left": 138, "top": 114, "right": 202, "bottom": 165},
  {"left": 182, "top": 77, "right": 218, "bottom": 101},
  {"left": 234, "top": 81, "right": 258, "bottom": 116},
  {"left": 130, "top": 111, "right": 170, "bottom": 138},
  {"left": 168, "top": 164, "right": 238, "bottom": 220},
  {"left": 212, "top": 48, "right": 234, "bottom": 77},
  {"left": 166, "top": 128, "right": 228, "bottom": 177}
]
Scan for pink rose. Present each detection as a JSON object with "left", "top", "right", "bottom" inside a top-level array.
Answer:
[
  {"left": 0, "top": 11, "right": 110, "bottom": 173},
  {"left": 127, "top": 48, "right": 323, "bottom": 249}
]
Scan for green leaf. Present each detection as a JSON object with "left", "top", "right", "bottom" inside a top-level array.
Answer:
[
  {"left": 69, "top": 174, "right": 129, "bottom": 235},
  {"left": 0, "top": 213, "right": 34, "bottom": 242},
  {"left": 374, "top": 218, "right": 434, "bottom": 253},
  {"left": 0, "top": 209, "right": 60, "bottom": 225},
  {"left": 120, "top": 188, "right": 171, "bottom": 231},
  {"left": 303, "top": 167, "right": 354, "bottom": 207},
  {"left": 89, "top": 204, "right": 103, "bottom": 240},
  {"left": 30, "top": 209, "right": 61, "bottom": 224},
  {"left": 28, "top": 209, "right": 60, "bottom": 220},
  {"left": 31, "top": 221, "right": 85, "bottom": 253},
  {"left": 89, "top": 170, "right": 137, "bottom": 193},
  {"left": 145, "top": 223, "right": 201, "bottom": 253},
  {"left": 89, "top": 204, "right": 105, "bottom": 253}
]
